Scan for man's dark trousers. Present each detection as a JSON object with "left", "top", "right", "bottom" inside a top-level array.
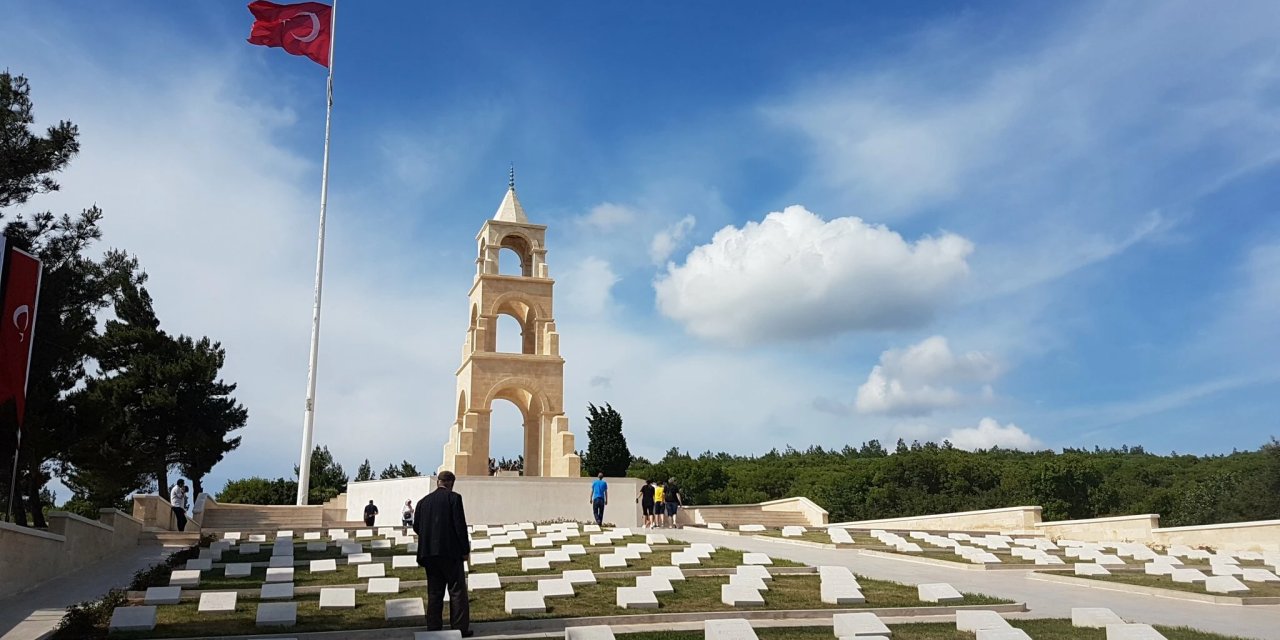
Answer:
[
  {"left": 172, "top": 506, "right": 187, "bottom": 532},
  {"left": 424, "top": 557, "right": 469, "bottom": 631},
  {"left": 592, "top": 498, "right": 605, "bottom": 526}
]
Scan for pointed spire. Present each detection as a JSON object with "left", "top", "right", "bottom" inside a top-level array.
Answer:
[{"left": 494, "top": 164, "right": 528, "bottom": 223}]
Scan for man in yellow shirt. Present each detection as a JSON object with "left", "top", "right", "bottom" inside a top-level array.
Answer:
[{"left": 653, "top": 481, "right": 666, "bottom": 528}]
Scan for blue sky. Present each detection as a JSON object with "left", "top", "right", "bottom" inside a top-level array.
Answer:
[{"left": 3, "top": 1, "right": 1278, "bottom": 494}]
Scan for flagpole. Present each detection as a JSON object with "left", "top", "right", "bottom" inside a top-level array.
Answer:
[{"left": 296, "top": 0, "right": 338, "bottom": 506}]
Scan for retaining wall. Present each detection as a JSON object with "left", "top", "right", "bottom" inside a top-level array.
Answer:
[
  {"left": 1033, "top": 514, "right": 1160, "bottom": 542},
  {"left": 829, "top": 506, "right": 1043, "bottom": 532},
  {"left": 0, "top": 509, "right": 145, "bottom": 598},
  {"left": 1151, "top": 519, "right": 1280, "bottom": 553}
]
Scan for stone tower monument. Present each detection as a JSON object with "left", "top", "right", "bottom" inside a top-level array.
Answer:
[{"left": 438, "top": 175, "right": 583, "bottom": 477}]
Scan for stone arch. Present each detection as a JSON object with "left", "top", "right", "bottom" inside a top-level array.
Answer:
[
  {"left": 488, "top": 292, "right": 547, "bottom": 355},
  {"left": 482, "top": 377, "right": 553, "bottom": 476},
  {"left": 456, "top": 390, "right": 468, "bottom": 420},
  {"left": 497, "top": 231, "right": 535, "bottom": 277}
]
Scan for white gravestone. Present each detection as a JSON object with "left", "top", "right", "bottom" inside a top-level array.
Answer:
[
  {"left": 393, "top": 555, "right": 418, "bottom": 569},
  {"left": 956, "top": 610, "right": 1012, "bottom": 632},
  {"left": 470, "top": 572, "right": 502, "bottom": 590},
  {"left": 185, "top": 558, "right": 212, "bottom": 571},
  {"left": 310, "top": 559, "right": 338, "bottom": 573},
  {"left": 358, "top": 563, "right": 386, "bottom": 578},
  {"left": 721, "top": 584, "right": 766, "bottom": 607},
  {"left": 144, "top": 587, "right": 181, "bottom": 605},
  {"left": 635, "top": 575, "right": 674, "bottom": 594},
  {"left": 256, "top": 601, "right": 297, "bottom": 627},
  {"left": 109, "top": 606, "right": 157, "bottom": 632},
  {"left": 505, "top": 591, "right": 547, "bottom": 614},
  {"left": 169, "top": 570, "right": 200, "bottom": 587},
  {"left": 386, "top": 597, "right": 426, "bottom": 621},
  {"left": 563, "top": 569, "right": 597, "bottom": 584},
  {"left": 616, "top": 586, "right": 659, "bottom": 608},
  {"left": 319, "top": 587, "right": 357, "bottom": 609},
  {"left": 705, "top": 618, "right": 758, "bottom": 640},
  {"left": 538, "top": 578, "right": 576, "bottom": 598},
  {"left": 347, "top": 553, "right": 373, "bottom": 565},
  {"left": 832, "top": 612, "right": 890, "bottom": 637},
  {"left": 225, "top": 563, "right": 253, "bottom": 578},
  {"left": 260, "top": 582, "right": 294, "bottom": 600},
  {"left": 368, "top": 577, "right": 401, "bottom": 594},
  {"left": 652, "top": 566, "right": 686, "bottom": 581},
  {"left": 1072, "top": 608, "right": 1126, "bottom": 628},
  {"left": 567, "top": 625, "right": 617, "bottom": 640},
  {"left": 1204, "top": 576, "right": 1250, "bottom": 594},
  {"left": 918, "top": 583, "right": 963, "bottom": 603},
  {"left": 198, "top": 592, "right": 237, "bottom": 613},
  {"left": 266, "top": 567, "right": 294, "bottom": 583}
]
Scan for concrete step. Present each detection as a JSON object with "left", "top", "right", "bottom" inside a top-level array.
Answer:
[{"left": 139, "top": 530, "right": 202, "bottom": 547}]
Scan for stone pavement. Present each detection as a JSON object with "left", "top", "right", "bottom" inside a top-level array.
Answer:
[
  {"left": 0, "top": 544, "right": 175, "bottom": 640},
  {"left": 667, "top": 529, "right": 1276, "bottom": 640}
]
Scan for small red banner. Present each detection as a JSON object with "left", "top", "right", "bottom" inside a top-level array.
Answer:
[
  {"left": 0, "top": 248, "right": 42, "bottom": 426},
  {"left": 247, "top": 1, "right": 333, "bottom": 67}
]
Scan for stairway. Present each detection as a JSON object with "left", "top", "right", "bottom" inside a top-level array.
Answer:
[{"left": 139, "top": 529, "right": 202, "bottom": 547}]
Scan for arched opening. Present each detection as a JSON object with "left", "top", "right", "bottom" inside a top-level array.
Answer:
[
  {"left": 496, "top": 313, "right": 524, "bottom": 353},
  {"left": 456, "top": 391, "right": 468, "bottom": 421},
  {"left": 488, "top": 399, "right": 525, "bottom": 475},
  {"left": 498, "top": 234, "right": 533, "bottom": 276}
]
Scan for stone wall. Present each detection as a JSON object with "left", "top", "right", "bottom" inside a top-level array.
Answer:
[
  {"left": 680, "top": 497, "right": 829, "bottom": 527},
  {"left": 1033, "top": 514, "right": 1160, "bottom": 542},
  {"left": 828, "top": 506, "right": 1044, "bottom": 532},
  {"left": 0, "top": 509, "right": 145, "bottom": 598},
  {"left": 1151, "top": 519, "right": 1280, "bottom": 553},
  {"left": 346, "top": 475, "right": 646, "bottom": 527}
]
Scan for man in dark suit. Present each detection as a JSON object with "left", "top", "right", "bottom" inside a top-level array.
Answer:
[{"left": 413, "top": 470, "right": 472, "bottom": 635}]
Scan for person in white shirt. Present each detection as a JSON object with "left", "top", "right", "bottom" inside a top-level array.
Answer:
[{"left": 170, "top": 479, "right": 190, "bottom": 532}]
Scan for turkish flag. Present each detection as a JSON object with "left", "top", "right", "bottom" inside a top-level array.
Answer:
[
  {"left": 247, "top": 1, "right": 333, "bottom": 67},
  {"left": 0, "top": 247, "right": 41, "bottom": 427}
]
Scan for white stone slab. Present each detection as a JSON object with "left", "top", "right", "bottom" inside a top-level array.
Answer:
[
  {"left": 975, "top": 630, "right": 1031, "bottom": 640},
  {"left": 248, "top": 534, "right": 268, "bottom": 543},
  {"left": 109, "top": 606, "right": 157, "bottom": 631},
  {"left": 382, "top": 597, "right": 426, "bottom": 622},
  {"left": 706, "top": 618, "right": 758, "bottom": 640},
  {"left": 304, "top": 531, "right": 321, "bottom": 540},
  {"left": 310, "top": 558, "right": 338, "bottom": 573},
  {"left": 584, "top": 524, "right": 602, "bottom": 533},
  {"left": 1171, "top": 568, "right": 1207, "bottom": 583},
  {"left": 268, "top": 556, "right": 294, "bottom": 568},
  {"left": 223, "top": 532, "right": 242, "bottom": 541},
  {"left": 707, "top": 523, "right": 726, "bottom": 530},
  {"left": 470, "top": 572, "right": 502, "bottom": 590},
  {"left": 736, "top": 564, "right": 773, "bottom": 581},
  {"left": 169, "top": 569, "right": 201, "bottom": 587},
  {"left": 223, "top": 562, "right": 253, "bottom": 578},
  {"left": 319, "top": 587, "right": 356, "bottom": 609},
  {"left": 198, "top": 591, "right": 237, "bottom": 613},
  {"left": 372, "top": 539, "right": 392, "bottom": 550},
  {"left": 566, "top": 625, "right": 617, "bottom": 640},
  {"left": 1073, "top": 608, "right": 1126, "bottom": 628},
  {"left": 356, "top": 528, "right": 374, "bottom": 538},
  {"left": 538, "top": 578, "right": 576, "bottom": 598},
  {"left": 144, "top": 586, "right": 181, "bottom": 605},
  {"left": 742, "top": 552, "right": 773, "bottom": 566},
  {"left": 1105, "top": 623, "right": 1168, "bottom": 639},
  {"left": 505, "top": 591, "right": 547, "bottom": 614},
  {"left": 599, "top": 554, "right": 628, "bottom": 569},
  {"left": 832, "top": 612, "right": 890, "bottom": 637},
  {"left": 357, "top": 562, "right": 386, "bottom": 578},
  {"left": 493, "top": 546, "right": 518, "bottom": 558},
  {"left": 651, "top": 565, "right": 686, "bottom": 581},
  {"left": 616, "top": 548, "right": 642, "bottom": 561},
  {"left": 368, "top": 577, "right": 401, "bottom": 594},
  {"left": 306, "top": 541, "right": 327, "bottom": 552},
  {"left": 690, "top": 543, "right": 717, "bottom": 557},
  {"left": 1242, "top": 568, "right": 1280, "bottom": 582},
  {"left": 1075, "top": 563, "right": 1111, "bottom": 576},
  {"left": 646, "top": 534, "right": 669, "bottom": 545},
  {"left": 957, "top": 610, "right": 1011, "bottom": 632},
  {"left": 670, "top": 551, "right": 701, "bottom": 566},
  {"left": 738, "top": 524, "right": 766, "bottom": 532},
  {"left": 1211, "top": 563, "right": 1244, "bottom": 576},
  {"left": 523, "top": 556, "right": 552, "bottom": 571},
  {"left": 260, "top": 582, "right": 294, "bottom": 600},
  {"left": 819, "top": 582, "right": 864, "bottom": 604},
  {"left": 636, "top": 575, "right": 674, "bottom": 594},
  {"left": 256, "top": 601, "right": 297, "bottom": 627},
  {"left": 393, "top": 555, "right": 418, "bottom": 569},
  {"left": 721, "top": 584, "right": 766, "bottom": 607},
  {"left": 1204, "top": 576, "right": 1250, "bottom": 594},
  {"left": 546, "top": 550, "right": 572, "bottom": 564},
  {"left": 182, "top": 557, "right": 210, "bottom": 572},
  {"left": 918, "top": 582, "right": 963, "bottom": 603},
  {"left": 265, "top": 567, "right": 295, "bottom": 583},
  {"left": 237, "top": 543, "right": 261, "bottom": 555},
  {"left": 198, "top": 548, "right": 222, "bottom": 562},
  {"left": 563, "top": 569, "right": 597, "bottom": 584},
  {"left": 347, "top": 552, "right": 373, "bottom": 565},
  {"left": 616, "top": 586, "right": 659, "bottom": 608},
  {"left": 340, "top": 542, "right": 364, "bottom": 554},
  {"left": 729, "top": 573, "right": 769, "bottom": 591},
  {"left": 469, "top": 552, "right": 496, "bottom": 566}
]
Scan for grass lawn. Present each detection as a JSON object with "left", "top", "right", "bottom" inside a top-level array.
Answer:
[
  {"left": 622, "top": 620, "right": 1250, "bottom": 640},
  {"left": 1074, "top": 573, "right": 1280, "bottom": 598},
  {"left": 110, "top": 575, "right": 1009, "bottom": 639}
]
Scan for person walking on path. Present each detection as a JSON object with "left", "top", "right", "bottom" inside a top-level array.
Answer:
[
  {"left": 402, "top": 499, "right": 414, "bottom": 528},
  {"left": 169, "top": 479, "right": 190, "bottom": 532},
  {"left": 414, "top": 471, "right": 472, "bottom": 636},
  {"left": 363, "top": 500, "right": 379, "bottom": 527},
  {"left": 653, "top": 480, "right": 666, "bottom": 528},
  {"left": 636, "top": 479, "right": 656, "bottom": 528},
  {"left": 590, "top": 472, "right": 609, "bottom": 526},
  {"left": 664, "top": 477, "right": 683, "bottom": 528}
]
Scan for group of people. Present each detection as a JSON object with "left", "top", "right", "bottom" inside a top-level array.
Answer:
[{"left": 636, "top": 477, "right": 682, "bottom": 529}]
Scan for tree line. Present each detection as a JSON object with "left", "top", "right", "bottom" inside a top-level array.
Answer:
[
  {"left": 628, "top": 437, "right": 1280, "bottom": 526},
  {"left": 0, "top": 72, "right": 246, "bottom": 525},
  {"left": 214, "top": 448, "right": 423, "bottom": 505}
]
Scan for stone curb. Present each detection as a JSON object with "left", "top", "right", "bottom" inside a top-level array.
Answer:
[
  {"left": 854, "top": 549, "right": 1045, "bottom": 571},
  {"left": 141, "top": 602, "right": 1029, "bottom": 640},
  {"left": 747, "top": 536, "right": 848, "bottom": 550},
  {"left": 1027, "top": 571, "right": 1280, "bottom": 606}
]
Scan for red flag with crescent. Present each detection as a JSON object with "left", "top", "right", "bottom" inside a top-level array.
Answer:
[
  {"left": 247, "top": 1, "right": 333, "bottom": 67},
  {"left": 0, "top": 247, "right": 42, "bottom": 427}
]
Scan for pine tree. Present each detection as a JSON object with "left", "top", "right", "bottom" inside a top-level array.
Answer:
[
  {"left": 582, "top": 403, "right": 630, "bottom": 477},
  {"left": 355, "top": 459, "right": 374, "bottom": 482}
]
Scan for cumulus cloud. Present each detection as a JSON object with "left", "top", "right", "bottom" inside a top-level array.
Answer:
[
  {"left": 654, "top": 206, "right": 973, "bottom": 343},
  {"left": 578, "top": 202, "right": 636, "bottom": 231},
  {"left": 946, "top": 417, "right": 1040, "bottom": 451},
  {"left": 855, "top": 336, "right": 1002, "bottom": 415},
  {"left": 649, "top": 214, "right": 696, "bottom": 264}
]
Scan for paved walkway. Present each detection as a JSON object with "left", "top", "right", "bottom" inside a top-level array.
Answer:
[
  {"left": 668, "top": 529, "right": 1276, "bottom": 640},
  {"left": 0, "top": 544, "right": 175, "bottom": 640}
]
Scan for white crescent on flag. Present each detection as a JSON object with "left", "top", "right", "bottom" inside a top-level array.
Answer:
[{"left": 294, "top": 11, "right": 321, "bottom": 43}]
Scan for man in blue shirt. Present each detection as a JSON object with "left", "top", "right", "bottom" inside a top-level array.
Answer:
[{"left": 590, "top": 472, "right": 608, "bottom": 526}]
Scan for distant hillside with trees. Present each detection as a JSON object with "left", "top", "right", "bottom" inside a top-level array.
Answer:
[{"left": 628, "top": 438, "right": 1280, "bottom": 527}]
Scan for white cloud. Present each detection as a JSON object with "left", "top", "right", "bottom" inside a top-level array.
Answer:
[
  {"left": 578, "top": 202, "right": 636, "bottom": 231},
  {"left": 558, "top": 257, "right": 620, "bottom": 318},
  {"left": 855, "top": 336, "right": 1002, "bottom": 415},
  {"left": 654, "top": 206, "right": 973, "bottom": 343},
  {"left": 649, "top": 214, "right": 696, "bottom": 264},
  {"left": 946, "top": 417, "right": 1039, "bottom": 451}
]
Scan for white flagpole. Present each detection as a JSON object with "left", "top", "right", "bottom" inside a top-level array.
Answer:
[{"left": 296, "top": 0, "right": 339, "bottom": 506}]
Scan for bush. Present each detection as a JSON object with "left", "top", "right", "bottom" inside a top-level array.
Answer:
[{"left": 52, "top": 589, "right": 126, "bottom": 639}]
